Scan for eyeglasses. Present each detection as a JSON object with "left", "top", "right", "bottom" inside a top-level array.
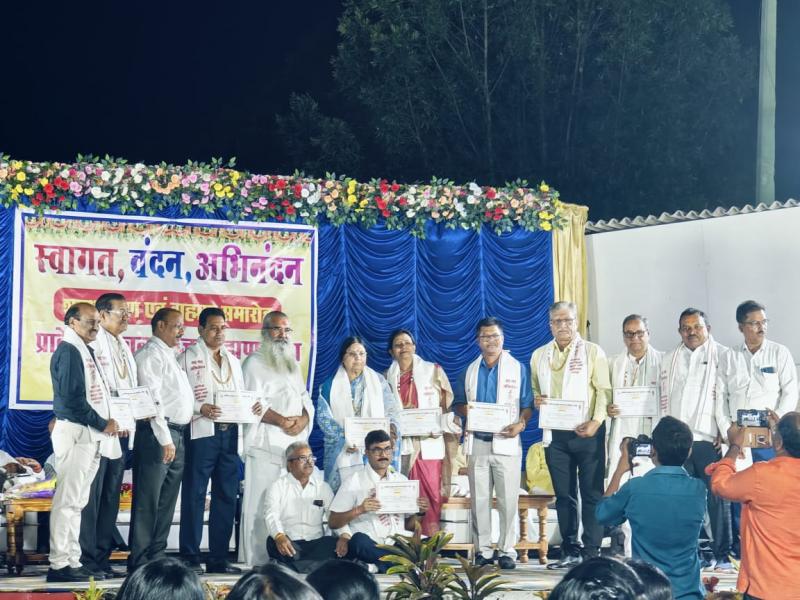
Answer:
[
  {"left": 623, "top": 330, "right": 647, "bottom": 339},
  {"left": 345, "top": 351, "right": 367, "bottom": 359},
  {"left": 266, "top": 326, "right": 293, "bottom": 334},
  {"left": 368, "top": 446, "right": 394, "bottom": 456},
  {"left": 679, "top": 325, "right": 706, "bottom": 333},
  {"left": 743, "top": 319, "right": 769, "bottom": 328},
  {"left": 550, "top": 318, "right": 575, "bottom": 327},
  {"left": 287, "top": 455, "right": 316, "bottom": 464},
  {"left": 79, "top": 319, "right": 100, "bottom": 327},
  {"left": 106, "top": 309, "right": 131, "bottom": 318},
  {"left": 393, "top": 340, "right": 414, "bottom": 348},
  {"left": 478, "top": 334, "right": 502, "bottom": 342}
]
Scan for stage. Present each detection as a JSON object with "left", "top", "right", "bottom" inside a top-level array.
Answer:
[{"left": 0, "top": 560, "right": 738, "bottom": 598}]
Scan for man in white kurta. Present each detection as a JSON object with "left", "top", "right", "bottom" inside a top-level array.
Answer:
[
  {"left": 179, "top": 307, "right": 253, "bottom": 574},
  {"left": 130, "top": 307, "right": 194, "bottom": 572},
  {"left": 660, "top": 307, "right": 731, "bottom": 568},
  {"left": 239, "top": 311, "right": 314, "bottom": 566},
  {"left": 453, "top": 317, "right": 533, "bottom": 570},
  {"left": 716, "top": 300, "right": 798, "bottom": 460},
  {"left": 48, "top": 303, "right": 119, "bottom": 583}
]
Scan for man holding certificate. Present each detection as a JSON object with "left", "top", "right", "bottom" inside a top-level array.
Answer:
[
  {"left": 130, "top": 307, "right": 194, "bottom": 572},
  {"left": 452, "top": 317, "right": 533, "bottom": 570},
  {"left": 531, "top": 301, "right": 611, "bottom": 569},
  {"left": 606, "top": 315, "right": 663, "bottom": 476},
  {"left": 328, "top": 430, "right": 429, "bottom": 573},
  {"left": 179, "top": 307, "right": 254, "bottom": 575},
  {"left": 82, "top": 293, "right": 137, "bottom": 579}
]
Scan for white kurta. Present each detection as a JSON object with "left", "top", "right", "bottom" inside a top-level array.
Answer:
[
  {"left": 715, "top": 339, "right": 798, "bottom": 434},
  {"left": 238, "top": 351, "right": 314, "bottom": 566}
]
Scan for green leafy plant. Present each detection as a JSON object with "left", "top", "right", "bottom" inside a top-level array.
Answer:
[
  {"left": 447, "top": 556, "right": 507, "bottom": 600},
  {"left": 379, "top": 526, "right": 458, "bottom": 599},
  {"left": 73, "top": 578, "right": 110, "bottom": 600}
]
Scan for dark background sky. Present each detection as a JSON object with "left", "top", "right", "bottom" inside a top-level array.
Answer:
[{"left": 1, "top": 1, "right": 797, "bottom": 219}]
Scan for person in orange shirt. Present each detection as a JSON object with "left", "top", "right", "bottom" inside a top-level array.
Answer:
[{"left": 706, "top": 411, "right": 800, "bottom": 600}]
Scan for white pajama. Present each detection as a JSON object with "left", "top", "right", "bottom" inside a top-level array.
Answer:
[{"left": 238, "top": 450, "right": 283, "bottom": 566}]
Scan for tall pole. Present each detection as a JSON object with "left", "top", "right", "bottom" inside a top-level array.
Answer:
[{"left": 756, "top": 0, "right": 777, "bottom": 205}]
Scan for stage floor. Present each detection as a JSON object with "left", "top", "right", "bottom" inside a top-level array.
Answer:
[{"left": 0, "top": 560, "right": 739, "bottom": 597}]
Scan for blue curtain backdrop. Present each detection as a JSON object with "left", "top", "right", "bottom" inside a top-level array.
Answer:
[{"left": 0, "top": 206, "right": 553, "bottom": 467}]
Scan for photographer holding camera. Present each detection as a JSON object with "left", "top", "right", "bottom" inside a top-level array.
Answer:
[
  {"left": 707, "top": 412, "right": 800, "bottom": 600},
  {"left": 597, "top": 416, "right": 707, "bottom": 600}
]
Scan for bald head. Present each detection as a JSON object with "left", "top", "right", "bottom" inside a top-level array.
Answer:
[{"left": 777, "top": 412, "right": 800, "bottom": 458}]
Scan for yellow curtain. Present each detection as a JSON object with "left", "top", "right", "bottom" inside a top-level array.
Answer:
[{"left": 552, "top": 202, "right": 589, "bottom": 337}]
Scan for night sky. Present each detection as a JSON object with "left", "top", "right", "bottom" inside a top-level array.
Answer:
[{"left": 1, "top": 1, "right": 797, "bottom": 219}]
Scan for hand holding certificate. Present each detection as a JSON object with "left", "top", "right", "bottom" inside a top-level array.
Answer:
[
  {"left": 117, "top": 387, "right": 158, "bottom": 420},
  {"left": 376, "top": 480, "right": 419, "bottom": 514},
  {"left": 399, "top": 408, "right": 442, "bottom": 437},
  {"left": 538, "top": 399, "right": 586, "bottom": 431},
  {"left": 215, "top": 390, "right": 260, "bottom": 423},
  {"left": 612, "top": 387, "right": 658, "bottom": 417},
  {"left": 345, "top": 417, "right": 390, "bottom": 448},
  {"left": 466, "top": 402, "right": 512, "bottom": 434},
  {"left": 109, "top": 397, "right": 135, "bottom": 432}
]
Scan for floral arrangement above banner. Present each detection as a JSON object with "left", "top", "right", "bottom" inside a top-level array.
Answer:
[{"left": 0, "top": 155, "right": 562, "bottom": 236}]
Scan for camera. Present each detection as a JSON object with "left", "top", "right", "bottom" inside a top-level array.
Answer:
[
  {"left": 627, "top": 434, "right": 652, "bottom": 468},
  {"left": 737, "top": 409, "right": 769, "bottom": 428}
]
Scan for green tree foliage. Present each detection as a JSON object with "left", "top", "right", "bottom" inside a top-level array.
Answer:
[{"left": 278, "top": 0, "right": 755, "bottom": 220}]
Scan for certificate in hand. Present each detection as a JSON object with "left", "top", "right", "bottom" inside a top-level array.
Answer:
[
  {"left": 466, "top": 402, "right": 511, "bottom": 434},
  {"left": 345, "top": 417, "right": 390, "bottom": 448},
  {"left": 538, "top": 399, "right": 586, "bottom": 430},
  {"left": 117, "top": 386, "right": 158, "bottom": 420},
  {"left": 613, "top": 386, "right": 658, "bottom": 417},
  {"left": 214, "top": 390, "right": 260, "bottom": 423},
  {"left": 109, "top": 397, "right": 135, "bottom": 432},
  {"left": 376, "top": 480, "right": 419, "bottom": 514},
  {"left": 399, "top": 408, "right": 442, "bottom": 437}
]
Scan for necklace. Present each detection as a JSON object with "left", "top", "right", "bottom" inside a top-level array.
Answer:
[{"left": 211, "top": 353, "right": 232, "bottom": 385}]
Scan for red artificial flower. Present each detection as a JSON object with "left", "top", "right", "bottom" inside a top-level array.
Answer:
[
  {"left": 381, "top": 209, "right": 390, "bottom": 218},
  {"left": 69, "top": 168, "right": 77, "bottom": 177},
  {"left": 493, "top": 213, "right": 502, "bottom": 221},
  {"left": 32, "top": 197, "right": 42, "bottom": 206},
  {"left": 486, "top": 188, "right": 497, "bottom": 199},
  {"left": 276, "top": 215, "right": 284, "bottom": 221},
  {"left": 380, "top": 180, "right": 389, "bottom": 194},
  {"left": 391, "top": 182, "right": 400, "bottom": 193},
  {"left": 281, "top": 199, "right": 290, "bottom": 207},
  {"left": 375, "top": 196, "right": 386, "bottom": 210},
  {"left": 58, "top": 196, "right": 65, "bottom": 202},
  {"left": 44, "top": 183, "right": 55, "bottom": 196},
  {"left": 484, "top": 211, "right": 492, "bottom": 218},
  {"left": 293, "top": 183, "right": 303, "bottom": 197},
  {"left": 398, "top": 197, "right": 407, "bottom": 206},
  {"left": 276, "top": 178, "right": 287, "bottom": 190},
  {"left": 268, "top": 183, "right": 276, "bottom": 192},
  {"left": 286, "top": 206, "right": 296, "bottom": 215}
]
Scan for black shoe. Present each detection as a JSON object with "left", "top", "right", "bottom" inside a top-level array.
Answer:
[
  {"left": 85, "top": 568, "right": 106, "bottom": 581},
  {"left": 474, "top": 555, "right": 494, "bottom": 567},
  {"left": 546, "top": 554, "right": 582, "bottom": 570},
  {"left": 206, "top": 562, "right": 241, "bottom": 574},
  {"left": 183, "top": 561, "right": 205, "bottom": 575},
  {"left": 46, "top": 566, "right": 92, "bottom": 582},
  {"left": 497, "top": 556, "right": 516, "bottom": 570},
  {"left": 103, "top": 567, "right": 126, "bottom": 579}
]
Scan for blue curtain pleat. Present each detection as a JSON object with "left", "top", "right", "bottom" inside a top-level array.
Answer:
[{"left": 0, "top": 209, "right": 553, "bottom": 468}]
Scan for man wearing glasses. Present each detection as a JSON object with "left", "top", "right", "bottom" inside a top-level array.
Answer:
[
  {"left": 264, "top": 442, "right": 341, "bottom": 572},
  {"left": 328, "top": 429, "right": 429, "bottom": 573},
  {"left": 79, "top": 293, "right": 137, "bottom": 579},
  {"left": 239, "top": 311, "right": 314, "bottom": 566},
  {"left": 660, "top": 307, "right": 731, "bottom": 570},
  {"left": 531, "top": 301, "right": 611, "bottom": 569},
  {"left": 453, "top": 317, "right": 533, "bottom": 570}
]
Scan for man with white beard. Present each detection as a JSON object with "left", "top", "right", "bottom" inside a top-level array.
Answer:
[{"left": 239, "top": 311, "right": 314, "bottom": 566}]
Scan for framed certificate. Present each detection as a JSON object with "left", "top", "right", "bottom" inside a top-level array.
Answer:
[
  {"left": 376, "top": 480, "right": 419, "bottom": 514},
  {"left": 466, "top": 402, "right": 512, "bottom": 434},
  {"left": 399, "top": 408, "right": 442, "bottom": 437},
  {"left": 345, "top": 417, "right": 390, "bottom": 448},
  {"left": 117, "top": 386, "right": 158, "bottom": 420},
  {"left": 109, "top": 397, "right": 135, "bottom": 431},
  {"left": 613, "top": 386, "right": 658, "bottom": 417},
  {"left": 538, "top": 399, "right": 585, "bottom": 430},
  {"left": 214, "top": 390, "right": 260, "bottom": 423}
]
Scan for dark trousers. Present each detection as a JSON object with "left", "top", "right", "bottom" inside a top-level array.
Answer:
[
  {"left": 345, "top": 532, "right": 391, "bottom": 573},
  {"left": 79, "top": 455, "right": 125, "bottom": 571},
  {"left": 179, "top": 424, "right": 239, "bottom": 564},
  {"left": 544, "top": 426, "right": 606, "bottom": 558},
  {"left": 266, "top": 535, "right": 339, "bottom": 573},
  {"left": 128, "top": 424, "right": 186, "bottom": 570},
  {"left": 684, "top": 440, "right": 731, "bottom": 562}
]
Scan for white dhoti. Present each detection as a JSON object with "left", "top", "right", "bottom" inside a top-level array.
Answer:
[
  {"left": 238, "top": 450, "right": 283, "bottom": 566},
  {"left": 468, "top": 437, "right": 520, "bottom": 560},
  {"left": 49, "top": 421, "right": 101, "bottom": 570}
]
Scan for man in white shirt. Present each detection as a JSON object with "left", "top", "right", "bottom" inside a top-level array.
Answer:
[
  {"left": 716, "top": 300, "right": 798, "bottom": 461},
  {"left": 129, "top": 307, "right": 194, "bottom": 572},
  {"left": 239, "top": 311, "right": 314, "bottom": 566},
  {"left": 179, "top": 307, "right": 253, "bottom": 575},
  {"left": 265, "top": 441, "right": 341, "bottom": 572},
  {"left": 328, "top": 429, "right": 429, "bottom": 573},
  {"left": 81, "top": 292, "right": 135, "bottom": 579},
  {"left": 660, "top": 307, "right": 731, "bottom": 569}
]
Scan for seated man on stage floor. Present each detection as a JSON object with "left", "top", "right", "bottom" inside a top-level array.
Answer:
[
  {"left": 328, "top": 429, "right": 429, "bottom": 573},
  {"left": 265, "top": 441, "right": 343, "bottom": 573}
]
